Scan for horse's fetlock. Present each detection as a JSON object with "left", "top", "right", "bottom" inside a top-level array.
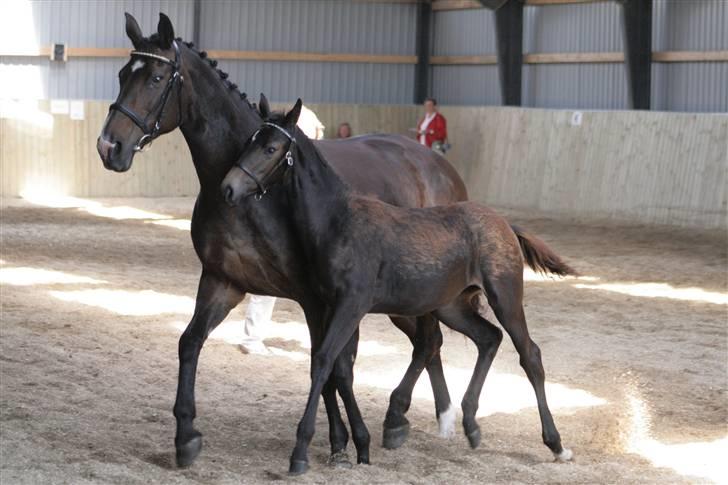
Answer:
[
  {"left": 461, "top": 398, "right": 479, "bottom": 419},
  {"left": 543, "top": 430, "right": 562, "bottom": 450},
  {"left": 353, "top": 428, "right": 371, "bottom": 447},
  {"left": 389, "top": 388, "right": 411, "bottom": 410}
]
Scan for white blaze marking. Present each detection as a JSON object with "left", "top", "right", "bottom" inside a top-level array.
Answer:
[
  {"left": 131, "top": 60, "right": 145, "bottom": 72},
  {"left": 438, "top": 404, "right": 457, "bottom": 438}
]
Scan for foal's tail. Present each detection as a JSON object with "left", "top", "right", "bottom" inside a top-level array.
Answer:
[{"left": 511, "top": 225, "right": 577, "bottom": 277}]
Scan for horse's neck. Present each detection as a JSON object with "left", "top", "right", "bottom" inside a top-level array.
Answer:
[
  {"left": 287, "top": 138, "right": 350, "bottom": 249},
  {"left": 178, "top": 49, "right": 261, "bottom": 191}
]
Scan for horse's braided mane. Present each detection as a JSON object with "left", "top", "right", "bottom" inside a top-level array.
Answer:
[{"left": 144, "top": 34, "right": 257, "bottom": 112}]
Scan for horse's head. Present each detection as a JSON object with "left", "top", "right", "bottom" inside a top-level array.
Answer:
[
  {"left": 97, "top": 13, "right": 186, "bottom": 172},
  {"left": 221, "top": 95, "right": 302, "bottom": 205}
]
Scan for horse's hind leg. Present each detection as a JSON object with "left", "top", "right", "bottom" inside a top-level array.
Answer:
[
  {"left": 384, "top": 314, "right": 450, "bottom": 449},
  {"left": 435, "top": 293, "right": 503, "bottom": 449},
  {"left": 487, "top": 279, "right": 572, "bottom": 461},
  {"left": 331, "top": 328, "right": 371, "bottom": 465}
]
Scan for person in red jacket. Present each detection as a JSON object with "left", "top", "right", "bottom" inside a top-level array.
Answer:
[{"left": 416, "top": 97, "right": 447, "bottom": 150}]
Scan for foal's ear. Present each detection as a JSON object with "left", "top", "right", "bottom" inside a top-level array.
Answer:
[
  {"left": 258, "top": 93, "right": 271, "bottom": 119},
  {"left": 125, "top": 13, "right": 144, "bottom": 49},
  {"left": 283, "top": 99, "right": 303, "bottom": 131},
  {"left": 157, "top": 12, "right": 175, "bottom": 49}
]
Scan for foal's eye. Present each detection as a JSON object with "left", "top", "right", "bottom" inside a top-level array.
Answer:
[
  {"left": 152, "top": 75, "right": 163, "bottom": 83},
  {"left": 266, "top": 146, "right": 276, "bottom": 155}
]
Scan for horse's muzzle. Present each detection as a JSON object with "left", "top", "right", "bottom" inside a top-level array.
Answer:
[{"left": 97, "top": 136, "right": 130, "bottom": 172}]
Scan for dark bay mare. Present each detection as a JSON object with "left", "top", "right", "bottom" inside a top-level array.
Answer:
[
  {"left": 221, "top": 100, "right": 577, "bottom": 474},
  {"left": 98, "top": 13, "right": 467, "bottom": 468}
]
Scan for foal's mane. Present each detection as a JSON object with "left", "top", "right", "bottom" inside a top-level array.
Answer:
[{"left": 264, "top": 111, "right": 350, "bottom": 196}]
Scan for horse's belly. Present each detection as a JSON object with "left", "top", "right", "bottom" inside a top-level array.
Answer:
[{"left": 371, "top": 265, "right": 474, "bottom": 316}]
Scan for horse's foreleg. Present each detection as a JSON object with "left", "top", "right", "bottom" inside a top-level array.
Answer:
[
  {"left": 385, "top": 314, "right": 452, "bottom": 449},
  {"left": 289, "top": 302, "right": 366, "bottom": 475},
  {"left": 302, "top": 303, "right": 352, "bottom": 467},
  {"left": 174, "top": 270, "right": 244, "bottom": 467}
]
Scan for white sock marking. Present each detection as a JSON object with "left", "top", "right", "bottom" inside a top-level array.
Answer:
[
  {"left": 554, "top": 448, "right": 573, "bottom": 462},
  {"left": 438, "top": 404, "right": 456, "bottom": 438}
]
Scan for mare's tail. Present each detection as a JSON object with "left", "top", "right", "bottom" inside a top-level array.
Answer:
[{"left": 510, "top": 225, "right": 577, "bottom": 277}]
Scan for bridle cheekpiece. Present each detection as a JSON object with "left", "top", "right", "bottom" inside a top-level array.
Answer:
[
  {"left": 109, "top": 40, "right": 184, "bottom": 152},
  {"left": 236, "top": 122, "right": 296, "bottom": 200}
]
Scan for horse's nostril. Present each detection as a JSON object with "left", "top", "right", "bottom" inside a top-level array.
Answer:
[
  {"left": 112, "top": 141, "right": 122, "bottom": 155},
  {"left": 223, "top": 186, "right": 234, "bottom": 205}
]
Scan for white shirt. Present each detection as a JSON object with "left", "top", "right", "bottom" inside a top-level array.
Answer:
[
  {"left": 297, "top": 105, "right": 326, "bottom": 140},
  {"left": 419, "top": 112, "right": 436, "bottom": 145}
]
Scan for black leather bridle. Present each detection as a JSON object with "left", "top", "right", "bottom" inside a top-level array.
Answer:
[
  {"left": 109, "top": 41, "right": 183, "bottom": 152},
  {"left": 235, "top": 122, "right": 296, "bottom": 200}
]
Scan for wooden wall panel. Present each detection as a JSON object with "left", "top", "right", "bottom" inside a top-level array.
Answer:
[{"left": 2, "top": 101, "right": 725, "bottom": 229}]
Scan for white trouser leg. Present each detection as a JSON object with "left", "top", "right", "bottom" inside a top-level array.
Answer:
[{"left": 241, "top": 294, "right": 276, "bottom": 346}]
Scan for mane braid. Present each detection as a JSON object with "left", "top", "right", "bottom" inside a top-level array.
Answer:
[{"left": 169, "top": 36, "right": 255, "bottom": 111}]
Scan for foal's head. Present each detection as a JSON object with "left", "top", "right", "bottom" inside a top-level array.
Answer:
[
  {"left": 221, "top": 97, "right": 303, "bottom": 206},
  {"left": 97, "top": 13, "right": 185, "bottom": 172}
]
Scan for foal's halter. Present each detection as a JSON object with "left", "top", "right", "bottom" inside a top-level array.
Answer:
[
  {"left": 109, "top": 41, "right": 183, "bottom": 152},
  {"left": 235, "top": 123, "right": 296, "bottom": 200}
]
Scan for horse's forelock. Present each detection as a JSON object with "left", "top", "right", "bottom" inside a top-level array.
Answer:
[{"left": 264, "top": 112, "right": 287, "bottom": 125}]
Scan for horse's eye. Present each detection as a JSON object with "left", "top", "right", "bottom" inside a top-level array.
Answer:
[
  {"left": 266, "top": 146, "right": 276, "bottom": 155},
  {"left": 152, "top": 75, "right": 163, "bottom": 83}
]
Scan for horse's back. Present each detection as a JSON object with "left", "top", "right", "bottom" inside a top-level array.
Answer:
[{"left": 315, "top": 134, "right": 467, "bottom": 208}]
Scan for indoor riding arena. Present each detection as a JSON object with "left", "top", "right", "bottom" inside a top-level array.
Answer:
[{"left": 1, "top": 1, "right": 726, "bottom": 484}]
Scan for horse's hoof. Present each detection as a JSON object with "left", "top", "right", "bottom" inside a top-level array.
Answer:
[
  {"left": 357, "top": 455, "right": 370, "bottom": 465},
  {"left": 466, "top": 427, "right": 481, "bottom": 449},
  {"left": 175, "top": 435, "right": 202, "bottom": 468},
  {"left": 382, "top": 423, "right": 410, "bottom": 450},
  {"left": 288, "top": 459, "right": 309, "bottom": 476},
  {"left": 327, "top": 450, "right": 353, "bottom": 469},
  {"left": 553, "top": 448, "right": 573, "bottom": 462}
]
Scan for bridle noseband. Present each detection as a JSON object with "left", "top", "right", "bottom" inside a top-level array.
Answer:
[
  {"left": 109, "top": 40, "right": 183, "bottom": 152},
  {"left": 236, "top": 123, "right": 296, "bottom": 200}
]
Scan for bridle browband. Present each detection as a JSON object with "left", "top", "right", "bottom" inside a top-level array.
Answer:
[
  {"left": 235, "top": 122, "right": 296, "bottom": 200},
  {"left": 109, "top": 40, "right": 183, "bottom": 152}
]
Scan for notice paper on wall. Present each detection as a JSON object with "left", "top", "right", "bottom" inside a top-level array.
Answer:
[
  {"left": 70, "top": 100, "right": 85, "bottom": 121},
  {"left": 50, "top": 100, "right": 69, "bottom": 115}
]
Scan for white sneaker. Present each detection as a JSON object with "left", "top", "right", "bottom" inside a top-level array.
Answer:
[{"left": 238, "top": 340, "right": 271, "bottom": 355}]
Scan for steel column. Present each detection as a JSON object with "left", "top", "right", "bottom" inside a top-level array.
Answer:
[{"left": 620, "top": 0, "right": 652, "bottom": 110}]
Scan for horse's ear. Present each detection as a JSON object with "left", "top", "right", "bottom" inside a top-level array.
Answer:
[
  {"left": 157, "top": 13, "right": 175, "bottom": 49},
  {"left": 284, "top": 99, "right": 303, "bottom": 131},
  {"left": 125, "top": 13, "right": 144, "bottom": 49},
  {"left": 258, "top": 93, "right": 271, "bottom": 119}
]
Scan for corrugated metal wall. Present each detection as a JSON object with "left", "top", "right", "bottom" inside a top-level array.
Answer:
[
  {"left": 431, "top": 8, "right": 500, "bottom": 105},
  {"left": 198, "top": 0, "right": 417, "bottom": 104},
  {"left": 0, "top": 0, "right": 194, "bottom": 100},
  {"left": 652, "top": 0, "right": 728, "bottom": 112},
  {"left": 431, "top": 3, "right": 629, "bottom": 109},
  {"left": 432, "top": 0, "right": 727, "bottom": 112},
  {"left": 522, "top": 2, "right": 629, "bottom": 110},
  {"left": 0, "top": 0, "right": 415, "bottom": 104},
  {"left": 0, "top": 0, "right": 726, "bottom": 111}
]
